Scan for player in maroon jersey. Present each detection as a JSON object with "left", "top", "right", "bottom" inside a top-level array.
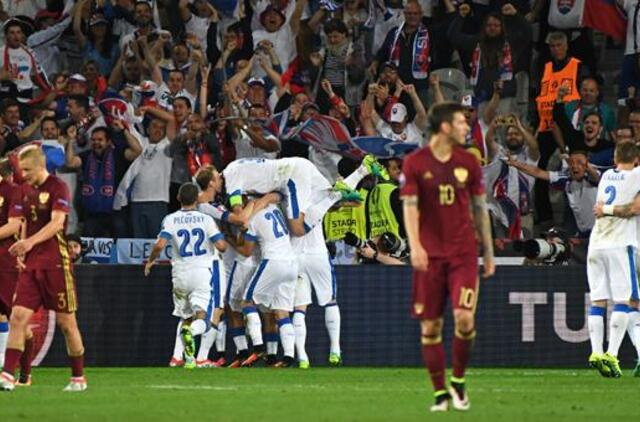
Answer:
[
  {"left": 400, "top": 102, "right": 495, "bottom": 412},
  {"left": 0, "top": 159, "right": 22, "bottom": 371},
  {"left": 0, "top": 147, "right": 86, "bottom": 392}
]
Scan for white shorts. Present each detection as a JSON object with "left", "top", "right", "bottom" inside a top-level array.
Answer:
[
  {"left": 283, "top": 160, "right": 332, "bottom": 220},
  {"left": 294, "top": 253, "right": 336, "bottom": 307},
  {"left": 227, "top": 259, "right": 258, "bottom": 313},
  {"left": 244, "top": 259, "right": 298, "bottom": 312},
  {"left": 587, "top": 246, "right": 639, "bottom": 302},
  {"left": 172, "top": 261, "right": 226, "bottom": 319}
]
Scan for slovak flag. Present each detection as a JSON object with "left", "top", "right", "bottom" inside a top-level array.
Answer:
[{"left": 581, "top": 0, "right": 626, "bottom": 42}]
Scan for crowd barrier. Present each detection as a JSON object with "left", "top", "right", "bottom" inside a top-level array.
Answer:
[{"left": 36, "top": 265, "right": 635, "bottom": 367}]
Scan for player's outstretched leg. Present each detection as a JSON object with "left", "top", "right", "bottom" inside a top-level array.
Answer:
[
  {"left": 293, "top": 308, "right": 309, "bottom": 369},
  {"left": 420, "top": 319, "right": 449, "bottom": 412},
  {"left": 275, "top": 312, "right": 296, "bottom": 368},
  {"left": 449, "top": 310, "right": 475, "bottom": 411},
  {"left": 57, "top": 312, "right": 87, "bottom": 392},
  {"left": 0, "top": 316, "right": 8, "bottom": 369},
  {"left": 0, "top": 306, "right": 33, "bottom": 392},
  {"left": 325, "top": 303, "right": 342, "bottom": 366},
  {"left": 603, "top": 303, "right": 629, "bottom": 378},
  {"left": 587, "top": 304, "right": 610, "bottom": 377},
  {"left": 170, "top": 321, "right": 185, "bottom": 367}
]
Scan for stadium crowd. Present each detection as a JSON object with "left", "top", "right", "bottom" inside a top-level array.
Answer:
[{"left": 0, "top": 0, "right": 635, "bottom": 264}]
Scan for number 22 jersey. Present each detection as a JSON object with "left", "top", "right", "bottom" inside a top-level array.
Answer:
[{"left": 400, "top": 146, "right": 484, "bottom": 259}]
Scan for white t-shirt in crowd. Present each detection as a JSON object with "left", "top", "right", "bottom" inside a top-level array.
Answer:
[{"left": 375, "top": 119, "right": 423, "bottom": 144}]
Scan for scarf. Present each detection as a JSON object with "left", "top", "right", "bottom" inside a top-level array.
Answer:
[
  {"left": 492, "top": 161, "right": 522, "bottom": 240},
  {"left": 3, "top": 44, "right": 52, "bottom": 104},
  {"left": 389, "top": 23, "right": 430, "bottom": 80},
  {"left": 186, "top": 136, "right": 213, "bottom": 177},
  {"left": 82, "top": 147, "right": 115, "bottom": 214},
  {"left": 470, "top": 41, "right": 513, "bottom": 87}
]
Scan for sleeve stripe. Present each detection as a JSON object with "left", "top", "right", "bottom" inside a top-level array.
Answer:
[
  {"left": 158, "top": 231, "right": 172, "bottom": 240},
  {"left": 210, "top": 233, "right": 224, "bottom": 243},
  {"left": 243, "top": 233, "right": 258, "bottom": 242}
]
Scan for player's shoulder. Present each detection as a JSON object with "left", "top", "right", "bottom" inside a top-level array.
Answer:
[
  {"left": 45, "top": 174, "right": 68, "bottom": 191},
  {"left": 453, "top": 146, "right": 482, "bottom": 167},
  {"left": 403, "top": 146, "right": 430, "bottom": 167}
]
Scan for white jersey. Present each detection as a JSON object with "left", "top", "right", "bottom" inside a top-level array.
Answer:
[
  {"left": 291, "top": 223, "right": 328, "bottom": 255},
  {"left": 159, "top": 209, "right": 224, "bottom": 271},
  {"left": 223, "top": 157, "right": 297, "bottom": 197},
  {"left": 589, "top": 168, "right": 640, "bottom": 250},
  {"left": 245, "top": 204, "right": 294, "bottom": 260},
  {"left": 198, "top": 201, "right": 228, "bottom": 222}
]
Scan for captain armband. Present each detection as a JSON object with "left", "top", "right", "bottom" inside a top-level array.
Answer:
[{"left": 229, "top": 195, "right": 243, "bottom": 208}]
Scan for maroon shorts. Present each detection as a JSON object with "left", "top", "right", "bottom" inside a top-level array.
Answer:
[
  {"left": 14, "top": 267, "right": 78, "bottom": 313},
  {"left": 0, "top": 271, "right": 18, "bottom": 316},
  {"left": 411, "top": 254, "right": 479, "bottom": 320}
]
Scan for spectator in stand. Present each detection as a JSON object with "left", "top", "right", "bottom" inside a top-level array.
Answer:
[
  {"left": 506, "top": 150, "right": 598, "bottom": 237},
  {"left": 372, "top": 0, "right": 432, "bottom": 104},
  {"left": 553, "top": 84, "right": 614, "bottom": 171},
  {"left": 614, "top": 126, "right": 635, "bottom": 144},
  {"left": 0, "top": 99, "right": 24, "bottom": 154},
  {"left": 628, "top": 109, "right": 640, "bottom": 145},
  {"left": 179, "top": 0, "right": 219, "bottom": 55},
  {"left": 233, "top": 104, "right": 280, "bottom": 159},
  {"left": 564, "top": 78, "right": 616, "bottom": 139},
  {"left": 81, "top": 60, "right": 109, "bottom": 101},
  {"left": 448, "top": 2, "right": 532, "bottom": 105},
  {"left": 28, "top": 1, "right": 76, "bottom": 77},
  {"left": 64, "top": 125, "right": 142, "bottom": 237},
  {"left": 73, "top": 3, "right": 120, "bottom": 77},
  {"left": 119, "top": 0, "right": 159, "bottom": 53},
  {"left": 484, "top": 114, "right": 539, "bottom": 238}
]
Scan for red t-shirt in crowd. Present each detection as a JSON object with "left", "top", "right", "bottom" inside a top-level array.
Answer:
[
  {"left": 16, "top": 175, "right": 70, "bottom": 269},
  {"left": 400, "top": 145, "right": 484, "bottom": 258}
]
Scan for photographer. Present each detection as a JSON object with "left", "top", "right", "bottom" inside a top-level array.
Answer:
[
  {"left": 514, "top": 227, "right": 574, "bottom": 266},
  {"left": 484, "top": 113, "right": 539, "bottom": 238},
  {"left": 344, "top": 231, "right": 409, "bottom": 265}
]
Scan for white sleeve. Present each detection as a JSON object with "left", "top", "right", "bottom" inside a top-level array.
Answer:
[
  {"left": 205, "top": 216, "right": 224, "bottom": 243},
  {"left": 158, "top": 216, "right": 173, "bottom": 240}
]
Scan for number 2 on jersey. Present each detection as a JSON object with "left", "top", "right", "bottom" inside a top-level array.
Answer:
[
  {"left": 604, "top": 185, "right": 616, "bottom": 205},
  {"left": 177, "top": 228, "right": 207, "bottom": 257},
  {"left": 265, "top": 209, "right": 289, "bottom": 238}
]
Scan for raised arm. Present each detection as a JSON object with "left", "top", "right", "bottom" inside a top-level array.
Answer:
[
  {"left": 506, "top": 156, "right": 550, "bottom": 180},
  {"left": 290, "top": 0, "right": 308, "bottom": 35},
  {"left": 63, "top": 125, "right": 82, "bottom": 169},
  {"left": 72, "top": 0, "right": 88, "bottom": 49},
  {"left": 404, "top": 84, "right": 428, "bottom": 130}
]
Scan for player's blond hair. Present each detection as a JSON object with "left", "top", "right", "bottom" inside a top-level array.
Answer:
[
  {"left": 195, "top": 165, "right": 218, "bottom": 191},
  {"left": 18, "top": 146, "right": 46, "bottom": 167}
]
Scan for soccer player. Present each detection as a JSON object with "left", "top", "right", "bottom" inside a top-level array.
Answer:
[
  {"left": 292, "top": 224, "right": 342, "bottom": 368},
  {"left": 1, "top": 147, "right": 87, "bottom": 392},
  {"left": 145, "top": 182, "right": 227, "bottom": 370},
  {"left": 589, "top": 142, "right": 640, "bottom": 377},
  {"left": 234, "top": 203, "right": 298, "bottom": 368},
  {"left": 0, "top": 159, "right": 21, "bottom": 370},
  {"left": 209, "top": 156, "right": 386, "bottom": 237},
  {"left": 400, "top": 102, "right": 495, "bottom": 411}
]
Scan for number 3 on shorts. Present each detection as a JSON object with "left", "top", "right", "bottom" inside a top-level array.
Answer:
[
  {"left": 57, "top": 292, "right": 67, "bottom": 310},
  {"left": 459, "top": 287, "right": 475, "bottom": 309}
]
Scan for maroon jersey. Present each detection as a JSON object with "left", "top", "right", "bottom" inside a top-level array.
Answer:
[
  {"left": 17, "top": 175, "right": 71, "bottom": 269},
  {"left": 0, "top": 179, "right": 20, "bottom": 270},
  {"left": 400, "top": 145, "right": 484, "bottom": 258}
]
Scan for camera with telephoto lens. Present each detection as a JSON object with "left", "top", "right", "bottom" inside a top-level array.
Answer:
[
  {"left": 512, "top": 228, "right": 571, "bottom": 265},
  {"left": 377, "top": 232, "right": 410, "bottom": 261},
  {"left": 343, "top": 232, "right": 369, "bottom": 249}
]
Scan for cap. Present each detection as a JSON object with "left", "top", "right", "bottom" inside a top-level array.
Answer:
[
  {"left": 389, "top": 103, "right": 407, "bottom": 123},
  {"left": 247, "top": 77, "right": 265, "bottom": 87},
  {"left": 69, "top": 73, "right": 87, "bottom": 83},
  {"left": 89, "top": 14, "right": 109, "bottom": 26},
  {"left": 460, "top": 92, "right": 479, "bottom": 109},
  {"left": 381, "top": 61, "right": 398, "bottom": 72}
]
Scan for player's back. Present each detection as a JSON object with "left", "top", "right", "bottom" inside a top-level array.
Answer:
[
  {"left": 223, "top": 158, "right": 282, "bottom": 196},
  {"left": 590, "top": 168, "right": 640, "bottom": 250},
  {"left": 247, "top": 204, "right": 294, "bottom": 260},
  {"left": 400, "top": 146, "right": 484, "bottom": 258},
  {"left": 160, "top": 209, "right": 223, "bottom": 272}
]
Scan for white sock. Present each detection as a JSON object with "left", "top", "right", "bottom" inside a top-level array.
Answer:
[
  {"left": 231, "top": 327, "right": 249, "bottom": 352},
  {"left": 278, "top": 318, "right": 295, "bottom": 358},
  {"left": 0, "top": 322, "right": 8, "bottom": 368},
  {"left": 197, "top": 325, "right": 217, "bottom": 361},
  {"left": 607, "top": 305, "right": 630, "bottom": 357},
  {"left": 325, "top": 304, "right": 341, "bottom": 355},
  {"left": 293, "top": 311, "right": 308, "bottom": 362},
  {"left": 588, "top": 306, "right": 605, "bottom": 355},
  {"left": 342, "top": 165, "right": 369, "bottom": 189},
  {"left": 172, "top": 321, "right": 184, "bottom": 359},
  {"left": 265, "top": 332, "right": 279, "bottom": 355},
  {"left": 627, "top": 309, "right": 639, "bottom": 348},
  {"left": 303, "top": 192, "right": 343, "bottom": 230},
  {"left": 244, "top": 307, "right": 264, "bottom": 346},
  {"left": 190, "top": 319, "right": 208, "bottom": 336},
  {"left": 216, "top": 320, "right": 227, "bottom": 353}
]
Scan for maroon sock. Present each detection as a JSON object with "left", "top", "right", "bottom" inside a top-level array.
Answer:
[
  {"left": 452, "top": 334, "right": 474, "bottom": 380},
  {"left": 421, "top": 341, "right": 446, "bottom": 393},
  {"left": 69, "top": 355, "right": 84, "bottom": 378},
  {"left": 19, "top": 337, "right": 34, "bottom": 379},
  {"left": 2, "top": 348, "right": 23, "bottom": 377}
]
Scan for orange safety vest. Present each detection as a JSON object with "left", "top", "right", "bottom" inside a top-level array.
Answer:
[{"left": 536, "top": 57, "right": 581, "bottom": 132}]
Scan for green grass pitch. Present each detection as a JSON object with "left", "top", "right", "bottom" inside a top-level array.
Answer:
[{"left": 0, "top": 367, "right": 635, "bottom": 421}]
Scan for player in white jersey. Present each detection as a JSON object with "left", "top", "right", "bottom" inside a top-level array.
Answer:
[
  {"left": 233, "top": 203, "right": 299, "bottom": 367},
  {"left": 208, "top": 156, "right": 388, "bottom": 238},
  {"left": 292, "top": 224, "right": 342, "bottom": 368},
  {"left": 145, "top": 183, "right": 227, "bottom": 370},
  {"left": 588, "top": 142, "right": 640, "bottom": 378}
]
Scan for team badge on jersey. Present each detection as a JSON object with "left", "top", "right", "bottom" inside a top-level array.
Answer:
[
  {"left": 414, "top": 302, "right": 424, "bottom": 314},
  {"left": 423, "top": 171, "right": 433, "bottom": 180},
  {"left": 454, "top": 167, "right": 468, "bottom": 184},
  {"left": 0, "top": 196, "right": 4, "bottom": 208},
  {"left": 39, "top": 192, "right": 50, "bottom": 204}
]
